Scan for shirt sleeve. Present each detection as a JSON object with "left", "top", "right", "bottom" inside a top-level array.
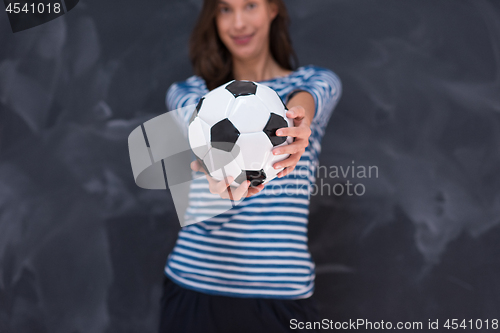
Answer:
[
  {"left": 285, "top": 66, "right": 342, "bottom": 133},
  {"left": 165, "top": 77, "right": 206, "bottom": 132}
]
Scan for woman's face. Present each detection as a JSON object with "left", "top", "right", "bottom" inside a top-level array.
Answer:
[{"left": 215, "top": 0, "right": 278, "bottom": 61}]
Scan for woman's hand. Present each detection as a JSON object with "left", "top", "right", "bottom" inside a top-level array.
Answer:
[
  {"left": 191, "top": 160, "right": 265, "bottom": 200},
  {"left": 272, "top": 98, "right": 314, "bottom": 178}
]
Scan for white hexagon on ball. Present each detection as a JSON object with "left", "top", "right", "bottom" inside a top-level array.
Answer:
[
  {"left": 197, "top": 86, "right": 235, "bottom": 126},
  {"left": 228, "top": 96, "right": 270, "bottom": 134},
  {"left": 234, "top": 132, "right": 273, "bottom": 171},
  {"left": 262, "top": 140, "right": 291, "bottom": 183},
  {"left": 188, "top": 116, "right": 211, "bottom": 159},
  {"left": 255, "top": 84, "right": 288, "bottom": 116},
  {"left": 204, "top": 147, "right": 243, "bottom": 187}
]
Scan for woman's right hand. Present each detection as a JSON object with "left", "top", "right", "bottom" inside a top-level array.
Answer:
[{"left": 190, "top": 160, "right": 265, "bottom": 200}]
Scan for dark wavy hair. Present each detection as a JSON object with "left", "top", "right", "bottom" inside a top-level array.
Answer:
[{"left": 190, "top": 0, "right": 298, "bottom": 91}]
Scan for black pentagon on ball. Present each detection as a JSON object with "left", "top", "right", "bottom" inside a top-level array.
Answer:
[
  {"left": 211, "top": 118, "right": 240, "bottom": 152},
  {"left": 189, "top": 97, "right": 204, "bottom": 125},
  {"left": 235, "top": 169, "right": 267, "bottom": 187},
  {"left": 225, "top": 80, "right": 257, "bottom": 98},
  {"left": 263, "top": 113, "right": 288, "bottom": 146}
]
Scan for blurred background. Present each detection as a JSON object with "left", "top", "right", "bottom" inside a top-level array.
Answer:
[{"left": 1, "top": 0, "right": 500, "bottom": 332}]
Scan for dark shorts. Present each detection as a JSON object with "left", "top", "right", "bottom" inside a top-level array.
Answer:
[{"left": 158, "top": 275, "right": 321, "bottom": 333}]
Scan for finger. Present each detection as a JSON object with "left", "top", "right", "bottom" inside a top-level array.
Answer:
[
  {"left": 273, "top": 142, "right": 307, "bottom": 156},
  {"left": 245, "top": 184, "right": 265, "bottom": 197},
  {"left": 191, "top": 160, "right": 211, "bottom": 175},
  {"left": 218, "top": 189, "right": 230, "bottom": 200},
  {"left": 230, "top": 180, "right": 251, "bottom": 201},
  {"left": 205, "top": 173, "right": 230, "bottom": 192},
  {"left": 190, "top": 160, "right": 200, "bottom": 172},
  {"left": 191, "top": 162, "right": 237, "bottom": 197},
  {"left": 211, "top": 176, "right": 234, "bottom": 194},
  {"left": 273, "top": 153, "right": 301, "bottom": 170},
  {"left": 286, "top": 106, "right": 305, "bottom": 120},
  {"left": 276, "top": 126, "right": 310, "bottom": 139},
  {"left": 278, "top": 165, "right": 296, "bottom": 178}
]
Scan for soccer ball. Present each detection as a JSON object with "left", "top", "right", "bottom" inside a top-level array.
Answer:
[{"left": 188, "top": 80, "right": 293, "bottom": 187}]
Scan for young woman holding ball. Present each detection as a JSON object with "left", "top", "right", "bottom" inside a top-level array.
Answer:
[{"left": 160, "top": 0, "right": 342, "bottom": 331}]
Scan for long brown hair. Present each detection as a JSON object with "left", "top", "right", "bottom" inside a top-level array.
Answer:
[{"left": 189, "top": 0, "right": 298, "bottom": 91}]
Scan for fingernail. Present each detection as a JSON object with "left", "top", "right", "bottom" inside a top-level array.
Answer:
[
  {"left": 274, "top": 165, "right": 281, "bottom": 169},
  {"left": 273, "top": 150, "right": 280, "bottom": 155}
]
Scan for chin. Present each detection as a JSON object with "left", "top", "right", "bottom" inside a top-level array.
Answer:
[
  {"left": 230, "top": 51, "right": 255, "bottom": 62},
  {"left": 229, "top": 46, "right": 262, "bottom": 61}
]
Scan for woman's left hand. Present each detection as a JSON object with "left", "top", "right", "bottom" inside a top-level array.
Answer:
[{"left": 272, "top": 105, "right": 312, "bottom": 178}]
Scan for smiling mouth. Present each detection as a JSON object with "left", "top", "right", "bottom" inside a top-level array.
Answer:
[{"left": 231, "top": 33, "right": 254, "bottom": 45}]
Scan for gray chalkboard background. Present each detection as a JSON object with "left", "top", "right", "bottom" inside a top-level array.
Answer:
[{"left": 1, "top": 0, "right": 500, "bottom": 332}]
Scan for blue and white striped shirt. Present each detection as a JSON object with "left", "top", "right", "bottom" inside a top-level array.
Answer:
[{"left": 164, "top": 65, "right": 342, "bottom": 299}]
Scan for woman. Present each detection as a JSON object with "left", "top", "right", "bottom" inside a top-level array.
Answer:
[{"left": 160, "top": 0, "right": 342, "bottom": 332}]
